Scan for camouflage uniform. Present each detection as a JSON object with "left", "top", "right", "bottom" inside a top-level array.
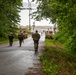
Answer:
[
  {"left": 22, "top": 32, "right": 28, "bottom": 43},
  {"left": 8, "top": 32, "right": 14, "bottom": 46},
  {"left": 32, "top": 30, "right": 40, "bottom": 52},
  {"left": 18, "top": 32, "right": 24, "bottom": 47}
]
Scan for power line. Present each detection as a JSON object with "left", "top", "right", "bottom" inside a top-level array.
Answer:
[{"left": 21, "top": 0, "right": 36, "bottom": 30}]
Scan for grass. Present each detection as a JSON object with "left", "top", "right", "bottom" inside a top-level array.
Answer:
[
  {"left": 0, "top": 38, "right": 18, "bottom": 45},
  {"left": 40, "top": 39, "right": 76, "bottom": 75}
]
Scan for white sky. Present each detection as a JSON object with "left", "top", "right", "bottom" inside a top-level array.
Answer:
[{"left": 19, "top": 0, "right": 54, "bottom": 26}]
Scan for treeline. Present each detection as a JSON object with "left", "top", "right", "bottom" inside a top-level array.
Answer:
[
  {"left": 0, "top": 0, "right": 22, "bottom": 39},
  {"left": 32, "top": 0, "right": 76, "bottom": 53}
]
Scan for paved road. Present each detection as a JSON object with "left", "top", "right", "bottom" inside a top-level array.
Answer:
[{"left": 0, "top": 34, "right": 45, "bottom": 75}]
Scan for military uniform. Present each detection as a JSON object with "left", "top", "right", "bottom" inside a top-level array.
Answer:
[
  {"left": 18, "top": 32, "right": 23, "bottom": 47},
  {"left": 8, "top": 32, "right": 14, "bottom": 46},
  {"left": 32, "top": 30, "right": 40, "bottom": 52}
]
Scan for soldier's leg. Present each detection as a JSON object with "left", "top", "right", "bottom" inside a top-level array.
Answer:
[
  {"left": 9, "top": 39, "right": 12, "bottom": 46},
  {"left": 20, "top": 40, "right": 21, "bottom": 46},
  {"left": 20, "top": 39, "right": 23, "bottom": 47},
  {"left": 10, "top": 39, "right": 13, "bottom": 46},
  {"left": 36, "top": 41, "right": 39, "bottom": 52},
  {"left": 10, "top": 42, "right": 12, "bottom": 46},
  {"left": 34, "top": 41, "right": 38, "bottom": 53},
  {"left": 19, "top": 40, "right": 21, "bottom": 47}
]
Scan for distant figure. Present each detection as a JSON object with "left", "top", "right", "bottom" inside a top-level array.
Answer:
[
  {"left": 32, "top": 30, "right": 40, "bottom": 53},
  {"left": 8, "top": 32, "right": 14, "bottom": 46},
  {"left": 18, "top": 31, "right": 24, "bottom": 47},
  {"left": 22, "top": 31, "right": 28, "bottom": 43}
]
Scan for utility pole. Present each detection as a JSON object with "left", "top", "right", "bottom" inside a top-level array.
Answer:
[
  {"left": 28, "top": 0, "right": 31, "bottom": 30},
  {"left": 33, "top": 21, "right": 35, "bottom": 31},
  {"left": 21, "top": 0, "right": 36, "bottom": 30}
]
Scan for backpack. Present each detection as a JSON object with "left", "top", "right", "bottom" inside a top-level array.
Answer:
[
  {"left": 32, "top": 33, "right": 40, "bottom": 41},
  {"left": 18, "top": 33, "right": 23, "bottom": 40}
]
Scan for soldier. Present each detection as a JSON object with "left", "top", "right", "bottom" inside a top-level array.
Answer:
[
  {"left": 22, "top": 31, "right": 28, "bottom": 43},
  {"left": 18, "top": 31, "right": 24, "bottom": 47},
  {"left": 32, "top": 30, "right": 40, "bottom": 53},
  {"left": 8, "top": 32, "right": 14, "bottom": 46}
]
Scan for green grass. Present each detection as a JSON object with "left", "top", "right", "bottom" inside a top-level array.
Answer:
[
  {"left": 40, "top": 39, "right": 76, "bottom": 75},
  {"left": 0, "top": 38, "right": 18, "bottom": 45}
]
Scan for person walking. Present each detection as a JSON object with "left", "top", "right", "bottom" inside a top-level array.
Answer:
[
  {"left": 8, "top": 32, "right": 14, "bottom": 46},
  {"left": 22, "top": 31, "right": 28, "bottom": 43},
  {"left": 32, "top": 30, "right": 40, "bottom": 53},
  {"left": 18, "top": 31, "right": 24, "bottom": 47}
]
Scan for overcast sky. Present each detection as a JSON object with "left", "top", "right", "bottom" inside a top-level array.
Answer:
[{"left": 19, "top": 0, "right": 54, "bottom": 26}]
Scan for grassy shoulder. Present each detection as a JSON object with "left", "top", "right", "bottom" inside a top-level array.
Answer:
[
  {"left": 0, "top": 38, "right": 18, "bottom": 45},
  {"left": 40, "top": 39, "right": 76, "bottom": 75}
]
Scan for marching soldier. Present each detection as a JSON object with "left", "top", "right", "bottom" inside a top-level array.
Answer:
[
  {"left": 32, "top": 30, "right": 40, "bottom": 53},
  {"left": 18, "top": 31, "right": 24, "bottom": 47},
  {"left": 8, "top": 32, "right": 14, "bottom": 46}
]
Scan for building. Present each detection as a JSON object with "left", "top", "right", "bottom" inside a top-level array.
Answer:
[{"left": 31, "top": 25, "right": 54, "bottom": 33}]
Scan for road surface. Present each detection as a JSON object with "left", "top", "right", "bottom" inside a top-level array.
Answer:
[{"left": 0, "top": 33, "right": 45, "bottom": 75}]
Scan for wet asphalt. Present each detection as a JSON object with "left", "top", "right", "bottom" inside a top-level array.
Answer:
[{"left": 0, "top": 33, "right": 45, "bottom": 75}]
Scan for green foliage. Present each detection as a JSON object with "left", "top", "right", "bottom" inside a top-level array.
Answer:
[
  {"left": 0, "top": 0, "right": 22, "bottom": 38},
  {"left": 40, "top": 39, "right": 76, "bottom": 75},
  {"left": 32, "top": 0, "right": 76, "bottom": 53},
  {"left": 40, "top": 55, "right": 59, "bottom": 75}
]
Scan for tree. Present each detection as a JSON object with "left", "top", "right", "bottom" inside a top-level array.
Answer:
[
  {"left": 32, "top": 0, "right": 76, "bottom": 53},
  {"left": 0, "top": 0, "right": 22, "bottom": 38}
]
